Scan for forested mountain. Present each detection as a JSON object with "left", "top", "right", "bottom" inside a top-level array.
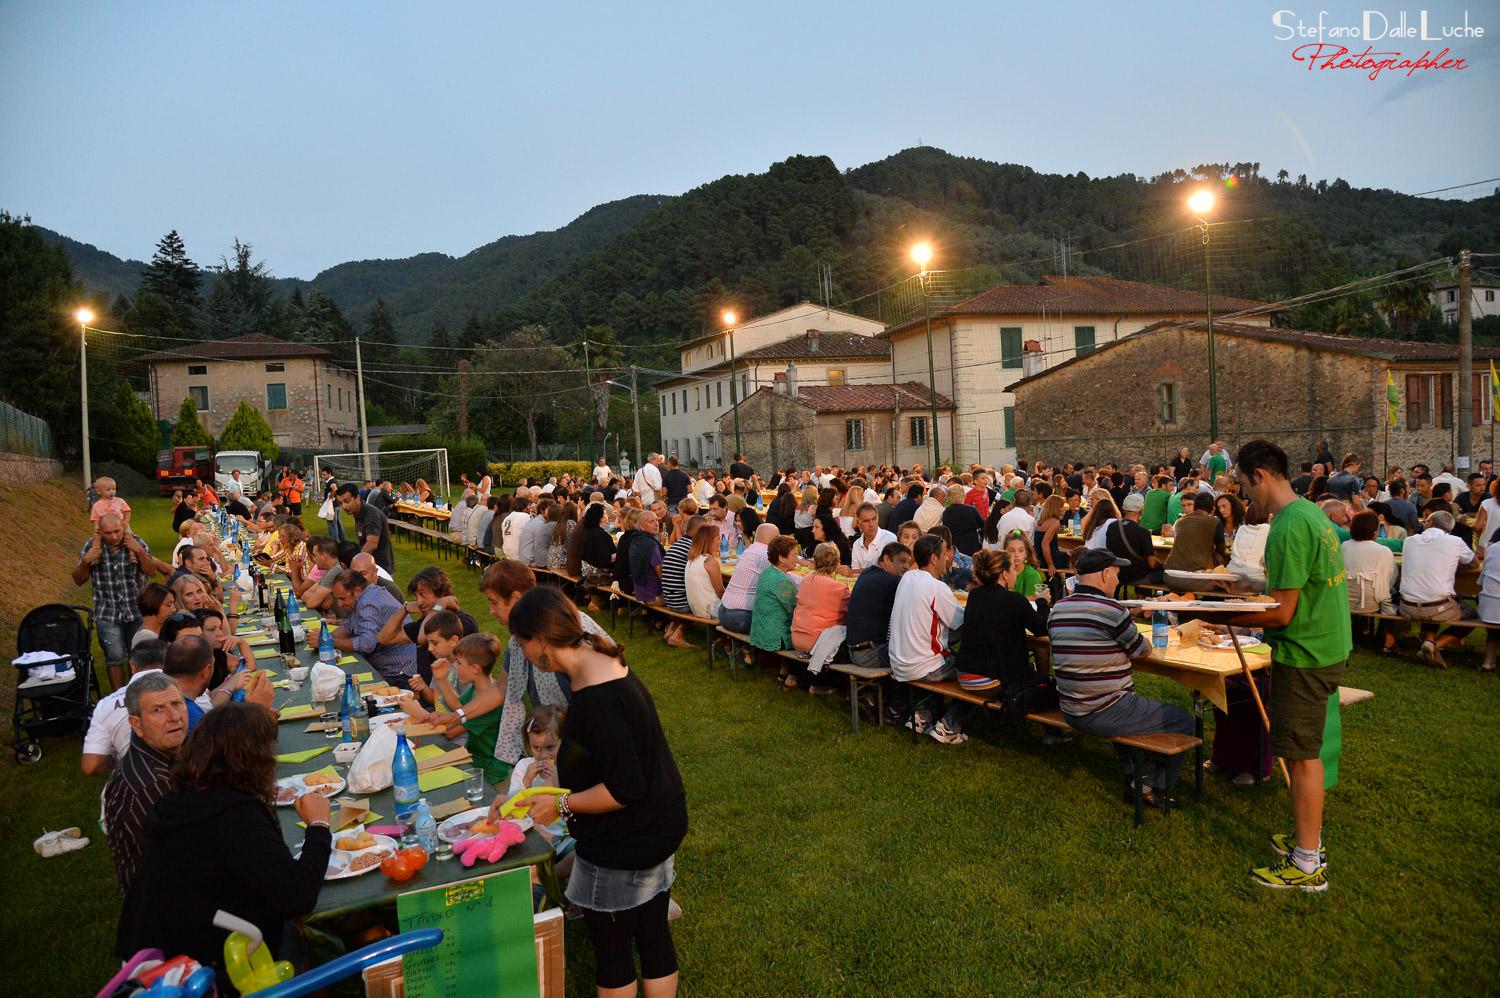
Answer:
[{"left": 35, "top": 228, "right": 149, "bottom": 303}]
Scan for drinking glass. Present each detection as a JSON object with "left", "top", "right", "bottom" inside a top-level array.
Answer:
[
  {"left": 464, "top": 770, "right": 487, "bottom": 804},
  {"left": 321, "top": 711, "right": 341, "bottom": 740}
]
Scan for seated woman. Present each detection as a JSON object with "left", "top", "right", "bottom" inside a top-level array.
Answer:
[
  {"left": 810, "top": 512, "right": 851, "bottom": 566},
  {"left": 1342, "top": 509, "right": 1398, "bottom": 651},
  {"left": 414, "top": 478, "right": 435, "bottom": 504},
  {"left": 941, "top": 484, "right": 985, "bottom": 556},
  {"left": 790, "top": 542, "right": 850, "bottom": 654},
  {"left": 1216, "top": 493, "right": 1245, "bottom": 547},
  {"left": 547, "top": 501, "right": 577, "bottom": 574},
  {"left": 684, "top": 523, "right": 726, "bottom": 620},
  {"left": 1079, "top": 495, "right": 1121, "bottom": 551},
  {"left": 570, "top": 503, "right": 616, "bottom": 609},
  {"left": 1226, "top": 500, "right": 1271, "bottom": 583},
  {"left": 749, "top": 535, "right": 803, "bottom": 686},
  {"left": 956, "top": 549, "right": 1050, "bottom": 705},
  {"left": 1003, "top": 530, "right": 1046, "bottom": 599},
  {"left": 116, "top": 703, "right": 330, "bottom": 988},
  {"left": 1032, "top": 494, "right": 1069, "bottom": 576}
]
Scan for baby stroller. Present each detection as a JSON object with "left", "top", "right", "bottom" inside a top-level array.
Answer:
[{"left": 12, "top": 603, "right": 99, "bottom": 764}]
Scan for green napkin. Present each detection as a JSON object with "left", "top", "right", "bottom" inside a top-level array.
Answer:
[
  {"left": 275, "top": 745, "right": 331, "bottom": 764},
  {"left": 411, "top": 744, "right": 445, "bottom": 761},
  {"left": 418, "top": 766, "right": 467, "bottom": 792},
  {"left": 299, "top": 811, "right": 381, "bottom": 829},
  {"left": 278, "top": 703, "right": 321, "bottom": 721},
  {"left": 253, "top": 646, "right": 281, "bottom": 658},
  {"left": 247, "top": 636, "right": 277, "bottom": 648}
]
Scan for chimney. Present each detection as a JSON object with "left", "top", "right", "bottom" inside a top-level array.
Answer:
[
  {"left": 786, "top": 362, "right": 799, "bottom": 400},
  {"left": 773, "top": 371, "right": 787, "bottom": 395},
  {"left": 1021, "top": 339, "right": 1045, "bottom": 378},
  {"left": 806, "top": 328, "right": 820, "bottom": 353}
]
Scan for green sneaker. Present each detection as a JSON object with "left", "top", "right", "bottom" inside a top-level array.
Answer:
[
  {"left": 1250, "top": 855, "right": 1328, "bottom": 893},
  {"left": 1269, "top": 833, "right": 1327, "bottom": 868}
]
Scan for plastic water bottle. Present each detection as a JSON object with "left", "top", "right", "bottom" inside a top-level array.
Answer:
[
  {"left": 720, "top": 532, "right": 729, "bottom": 558},
  {"left": 339, "top": 674, "right": 355, "bottom": 742},
  {"left": 230, "top": 656, "right": 249, "bottom": 702},
  {"left": 287, "top": 593, "right": 306, "bottom": 644},
  {"left": 392, "top": 733, "right": 419, "bottom": 822},
  {"left": 318, "top": 622, "right": 336, "bottom": 664},
  {"left": 414, "top": 799, "right": 438, "bottom": 855},
  {"left": 1152, "top": 609, "right": 1169, "bottom": 649}
]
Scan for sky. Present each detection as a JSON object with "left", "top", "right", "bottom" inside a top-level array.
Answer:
[{"left": 2, "top": 0, "right": 1496, "bottom": 280}]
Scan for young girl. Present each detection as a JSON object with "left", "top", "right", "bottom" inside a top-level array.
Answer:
[
  {"left": 418, "top": 626, "right": 511, "bottom": 787},
  {"left": 506, "top": 706, "right": 576, "bottom": 895}
]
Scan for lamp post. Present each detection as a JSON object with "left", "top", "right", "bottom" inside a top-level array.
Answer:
[
  {"left": 724, "top": 310, "right": 741, "bottom": 461},
  {"left": 1187, "top": 190, "right": 1218, "bottom": 442},
  {"left": 76, "top": 308, "right": 94, "bottom": 488},
  {"left": 910, "top": 243, "right": 940, "bottom": 469}
]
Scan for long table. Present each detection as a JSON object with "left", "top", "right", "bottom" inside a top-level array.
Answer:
[{"left": 393, "top": 501, "right": 451, "bottom": 525}]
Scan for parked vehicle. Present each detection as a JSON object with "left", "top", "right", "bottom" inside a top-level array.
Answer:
[
  {"left": 214, "top": 450, "right": 272, "bottom": 495},
  {"left": 154, "top": 445, "right": 215, "bottom": 496}
]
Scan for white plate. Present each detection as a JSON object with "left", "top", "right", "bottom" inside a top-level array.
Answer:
[
  {"left": 1164, "top": 569, "right": 1241, "bottom": 584},
  {"left": 436, "top": 807, "right": 533, "bottom": 844},
  {"left": 275, "top": 772, "right": 347, "bottom": 806},
  {"left": 1197, "top": 635, "right": 1264, "bottom": 651},
  {"left": 300, "top": 833, "right": 397, "bottom": 880},
  {"left": 1122, "top": 600, "right": 1281, "bottom": 612}
]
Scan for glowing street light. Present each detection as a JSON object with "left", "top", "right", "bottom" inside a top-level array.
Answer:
[
  {"left": 910, "top": 243, "right": 940, "bottom": 468},
  {"left": 1187, "top": 191, "right": 1219, "bottom": 441},
  {"left": 723, "top": 310, "right": 741, "bottom": 462},
  {"left": 77, "top": 308, "right": 95, "bottom": 487}
]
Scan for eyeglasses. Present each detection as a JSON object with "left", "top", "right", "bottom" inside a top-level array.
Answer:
[{"left": 165, "top": 612, "right": 199, "bottom": 625}]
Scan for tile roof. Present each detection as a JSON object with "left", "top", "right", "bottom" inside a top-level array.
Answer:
[
  {"left": 676, "top": 301, "right": 884, "bottom": 349},
  {"left": 794, "top": 382, "right": 955, "bottom": 413},
  {"left": 137, "top": 333, "right": 335, "bottom": 364},
  {"left": 883, "top": 276, "right": 1272, "bottom": 339},
  {"left": 1003, "top": 319, "right": 1500, "bottom": 391},
  {"left": 736, "top": 331, "right": 890, "bottom": 363}
]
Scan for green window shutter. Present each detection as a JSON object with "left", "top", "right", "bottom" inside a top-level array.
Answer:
[
  {"left": 1074, "top": 326, "right": 1096, "bottom": 356},
  {"left": 1000, "top": 327, "right": 1023, "bottom": 369},
  {"left": 1003, "top": 407, "right": 1015, "bottom": 447}
]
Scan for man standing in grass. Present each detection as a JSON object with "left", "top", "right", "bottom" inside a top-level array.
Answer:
[{"left": 1233, "top": 439, "right": 1352, "bottom": 893}]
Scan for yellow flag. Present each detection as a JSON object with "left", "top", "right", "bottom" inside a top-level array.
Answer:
[
  {"left": 1386, "top": 369, "right": 1399, "bottom": 427},
  {"left": 1491, "top": 360, "right": 1500, "bottom": 421}
]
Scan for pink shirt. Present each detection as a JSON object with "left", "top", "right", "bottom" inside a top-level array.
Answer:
[
  {"left": 790, "top": 573, "right": 851, "bottom": 652},
  {"left": 90, "top": 497, "right": 131, "bottom": 521}
]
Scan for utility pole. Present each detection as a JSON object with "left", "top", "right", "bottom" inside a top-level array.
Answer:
[
  {"left": 457, "top": 360, "right": 470, "bottom": 438},
  {"left": 1458, "top": 249, "right": 1474, "bottom": 470},
  {"left": 355, "top": 336, "right": 371, "bottom": 480},
  {"left": 79, "top": 317, "right": 92, "bottom": 488},
  {"left": 630, "top": 364, "right": 642, "bottom": 466},
  {"left": 581, "top": 337, "right": 596, "bottom": 461}
]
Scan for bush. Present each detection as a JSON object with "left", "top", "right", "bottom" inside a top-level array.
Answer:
[
  {"left": 486, "top": 461, "right": 592, "bottom": 486},
  {"left": 380, "top": 432, "right": 488, "bottom": 482}
]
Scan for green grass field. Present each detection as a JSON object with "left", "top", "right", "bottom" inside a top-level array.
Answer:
[{"left": 4, "top": 491, "right": 1499, "bottom": 997}]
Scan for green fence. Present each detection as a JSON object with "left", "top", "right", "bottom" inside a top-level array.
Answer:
[{"left": 0, "top": 401, "right": 53, "bottom": 457}]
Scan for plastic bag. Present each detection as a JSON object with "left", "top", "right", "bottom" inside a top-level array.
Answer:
[
  {"left": 347, "top": 722, "right": 396, "bottom": 793},
  {"left": 310, "top": 662, "right": 345, "bottom": 704},
  {"left": 318, "top": 497, "right": 336, "bottom": 521}
]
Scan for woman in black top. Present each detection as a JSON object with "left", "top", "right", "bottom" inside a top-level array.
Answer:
[
  {"left": 612, "top": 508, "right": 640, "bottom": 596},
  {"left": 571, "top": 503, "right": 617, "bottom": 603},
  {"left": 768, "top": 485, "right": 797, "bottom": 538},
  {"left": 1170, "top": 447, "right": 1194, "bottom": 482},
  {"left": 496, "top": 586, "right": 687, "bottom": 997},
  {"left": 956, "top": 549, "right": 1050, "bottom": 691},
  {"left": 940, "top": 485, "right": 985, "bottom": 556},
  {"left": 810, "top": 512, "right": 851, "bottom": 565},
  {"left": 117, "top": 703, "right": 331, "bottom": 990}
]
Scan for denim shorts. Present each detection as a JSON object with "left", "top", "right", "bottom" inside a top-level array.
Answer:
[{"left": 565, "top": 853, "right": 675, "bottom": 913}]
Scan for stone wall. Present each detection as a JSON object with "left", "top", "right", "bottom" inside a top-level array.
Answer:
[
  {"left": 0, "top": 453, "right": 64, "bottom": 486},
  {"left": 718, "top": 391, "right": 816, "bottom": 472}
]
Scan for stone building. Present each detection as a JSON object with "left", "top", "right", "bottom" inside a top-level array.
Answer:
[
  {"left": 718, "top": 382, "right": 955, "bottom": 472},
  {"left": 140, "top": 334, "right": 362, "bottom": 453},
  {"left": 1005, "top": 320, "right": 1500, "bottom": 472}
]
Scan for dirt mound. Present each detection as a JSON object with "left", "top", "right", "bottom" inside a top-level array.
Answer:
[{"left": 94, "top": 461, "right": 156, "bottom": 498}]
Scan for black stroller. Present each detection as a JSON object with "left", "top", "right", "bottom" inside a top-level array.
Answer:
[{"left": 12, "top": 604, "right": 99, "bottom": 764}]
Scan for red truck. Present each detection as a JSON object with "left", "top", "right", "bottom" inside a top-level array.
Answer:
[{"left": 155, "top": 445, "right": 215, "bottom": 495}]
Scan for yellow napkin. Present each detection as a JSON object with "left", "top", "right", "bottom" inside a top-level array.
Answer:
[
  {"left": 418, "top": 766, "right": 467, "bottom": 792},
  {"left": 278, "top": 704, "right": 321, "bottom": 721},
  {"left": 411, "top": 744, "right": 445, "bottom": 761},
  {"left": 338, "top": 655, "right": 359, "bottom": 666},
  {"left": 275, "top": 745, "right": 331, "bottom": 764},
  {"left": 298, "top": 764, "right": 340, "bottom": 781},
  {"left": 253, "top": 646, "right": 281, "bottom": 659},
  {"left": 354, "top": 671, "right": 373, "bottom": 681},
  {"left": 299, "top": 811, "right": 381, "bottom": 830}
]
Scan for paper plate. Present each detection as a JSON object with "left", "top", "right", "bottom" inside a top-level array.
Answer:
[
  {"left": 957, "top": 673, "right": 1000, "bottom": 690},
  {"left": 436, "top": 807, "right": 533, "bottom": 843},
  {"left": 299, "top": 833, "right": 396, "bottom": 880},
  {"left": 275, "top": 772, "right": 346, "bottom": 806}
]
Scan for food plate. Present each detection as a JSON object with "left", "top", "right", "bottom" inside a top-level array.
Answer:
[
  {"left": 1197, "top": 633, "right": 1264, "bottom": 651},
  {"left": 436, "top": 807, "right": 533, "bottom": 844},
  {"left": 1164, "top": 569, "right": 1241, "bottom": 587},
  {"left": 299, "top": 833, "right": 396, "bottom": 880},
  {"left": 1121, "top": 599, "right": 1280, "bottom": 612},
  {"left": 274, "top": 772, "right": 347, "bottom": 806}
]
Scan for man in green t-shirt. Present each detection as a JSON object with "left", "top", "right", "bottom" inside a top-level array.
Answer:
[
  {"left": 1140, "top": 475, "right": 1173, "bottom": 534},
  {"left": 1232, "top": 440, "right": 1352, "bottom": 893},
  {"left": 1203, "top": 440, "right": 1230, "bottom": 481}
]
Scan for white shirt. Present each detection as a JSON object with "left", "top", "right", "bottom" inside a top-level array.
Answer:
[
  {"left": 996, "top": 507, "right": 1036, "bottom": 542},
  {"left": 225, "top": 478, "right": 244, "bottom": 499},
  {"left": 697, "top": 479, "right": 715, "bottom": 503},
  {"left": 887, "top": 569, "right": 964, "bottom": 681},
  {"left": 1399, "top": 528, "right": 1475, "bottom": 603},
  {"left": 83, "top": 670, "right": 162, "bottom": 762},
  {"left": 593, "top": 464, "right": 612, "bottom": 485},
  {"left": 500, "top": 512, "right": 531, "bottom": 560},
  {"left": 633, "top": 463, "right": 662, "bottom": 505},
  {"left": 1227, "top": 522, "right": 1270, "bottom": 580},
  {"left": 1433, "top": 473, "right": 1466, "bottom": 495},
  {"left": 1342, "top": 539, "right": 1396, "bottom": 613},
  {"left": 850, "top": 528, "right": 897, "bottom": 572}
]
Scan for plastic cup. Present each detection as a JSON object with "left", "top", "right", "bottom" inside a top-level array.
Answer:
[{"left": 464, "top": 770, "right": 487, "bottom": 804}]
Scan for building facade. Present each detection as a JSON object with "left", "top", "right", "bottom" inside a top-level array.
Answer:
[
  {"left": 1006, "top": 321, "right": 1500, "bottom": 472},
  {"left": 656, "top": 302, "right": 888, "bottom": 467},
  {"left": 140, "top": 334, "right": 362, "bottom": 453},
  {"left": 1431, "top": 278, "right": 1500, "bottom": 324},
  {"left": 881, "top": 276, "right": 1271, "bottom": 468}
]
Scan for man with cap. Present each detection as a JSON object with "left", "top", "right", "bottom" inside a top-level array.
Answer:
[
  {"left": 1106, "top": 492, "right": 1163, "bottom": 587},
  {"left": 1047, "top": 547, "right": 1196, "bottom": 809}
]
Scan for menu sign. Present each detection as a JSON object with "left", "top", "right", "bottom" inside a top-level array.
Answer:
[{"left": 396, "top": 868, "right": 538, "bottom": 998}]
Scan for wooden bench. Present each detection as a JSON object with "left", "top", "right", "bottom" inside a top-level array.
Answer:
[
  {"left": 827, "top": 661, "right": 890, "bottom": 732},
  {"left": 1022, "top": 708, "right": 1204, "bottom": 826},
  {"left": 603, "top": 585, "right": 718, "bottom": 669},
  {"left": 714, "top": 627, "right": 757, "bottom": 682}
]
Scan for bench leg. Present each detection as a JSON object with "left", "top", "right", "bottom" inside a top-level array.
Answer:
[
  {"left": 705, "top": 622, "right": 714, "bottom": 673},
  {"left": 1193, "top": 693, "right": 1205, "bottom": 804},
  {"left": 848, "top": 674, "right": 859, "bottom": 733},
  {"left": 1129, "top": 747, "right": 1145, "bottom": 827}
]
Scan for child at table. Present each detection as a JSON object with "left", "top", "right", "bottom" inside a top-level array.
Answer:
[
  {"left": 404, "top": 609, "right": 464, "bottom": 709},
  {"left": 412, "top": 626, "right": 511, "bottom": 788},
  {"left": 506, "top": 705, "right": 575, "bottom": 898}
]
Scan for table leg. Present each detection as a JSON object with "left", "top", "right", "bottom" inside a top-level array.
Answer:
[{"left": 1193, "top": 692, "right": 1205, "bottom": 804}]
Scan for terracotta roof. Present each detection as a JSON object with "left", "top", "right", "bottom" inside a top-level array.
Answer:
[
  {"left": 1003, "top": 320, "right": 1500, "bottom": 392},
  {"left": 654, "top": 332, "right": 889, "bottom": 389},
  {"left": 794, "top": 382, "right": 954, "bottom": 413},
  {"left": 676, "top": 301, "right": 884, "bottom": 350},
  {"left": 883, "top": 276, "right": 1273, "bottom": 339},
  {"left": 138, "top": 333, "right": 335, "bottom": 364}
]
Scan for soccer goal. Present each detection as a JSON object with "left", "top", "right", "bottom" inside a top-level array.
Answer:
[{"left": 314, "top": 448, "right": 451, "bottom": 502}]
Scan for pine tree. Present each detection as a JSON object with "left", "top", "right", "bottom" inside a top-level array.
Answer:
[
  {"left": 172, "top": 397, "right": 212, "bottom": 446},
  {"left": 139, "top": 230, "right": 202, "bottom": 336},
  {"left": 218, "top": 399, "right": 279, "bottom": 462},
  {"left": 106, "top": 381, "right": 161, "bottom": 472}
]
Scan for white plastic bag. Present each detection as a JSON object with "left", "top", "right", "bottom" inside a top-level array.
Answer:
[
  {"left": 310, "top": 662, "right": 345, "bottom": 704},
  {"left": 347, "top": 722, "right": 396, "bottom": 794},
  {"left": 318, "top": 497, "right": 336, "bottom": 521}
]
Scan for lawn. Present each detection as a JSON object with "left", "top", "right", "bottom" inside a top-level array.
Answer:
[{"left": 4, "top": 487, "right": 1499, "bottom": 996}]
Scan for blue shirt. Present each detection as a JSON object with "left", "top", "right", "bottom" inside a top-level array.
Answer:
[
  {"left": 185, "top": 697, "right": 206, "bottom": 730},
  {"left": 344, "top": 584, "right": 417, "bottom": 682}
]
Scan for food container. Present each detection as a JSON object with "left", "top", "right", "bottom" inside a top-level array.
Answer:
[{"left": 334, "top": 742, "right": 361, "bottom": 764}]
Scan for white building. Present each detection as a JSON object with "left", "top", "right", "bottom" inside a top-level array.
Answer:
[
  {"left": 1431, "top": 278, "right": 1500, "bottom": 324},
  {"left": 881, "top": 276, "right": 1271, "bottom": 468},
  {"left": 655, "top": 302, "right": 887, "bottom": 467}
]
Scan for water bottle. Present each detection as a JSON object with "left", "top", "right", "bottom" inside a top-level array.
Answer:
[
  {"left": 414, "top": 799, "right": 438, "bottom": 855},
  {"left": 392, "top": 733, "right": 419, "bottom": 821},
  {"left": 287, "top": 593, "right": 306, "bottom": 644},
  {"left": 339, "top": 674, "right": 355, "bottom": 742},
  {"left": 230, "top": 656, "right": 249, "bottom": 702},
  {"left": 318, "top": 622, "right": 336, "bottom": 664},
  {"left": 1152, "top": 609, "right": 1170, "bottom": 649},
  {"left": 720, "top": 532, "right": 729, "bottom": 558}
]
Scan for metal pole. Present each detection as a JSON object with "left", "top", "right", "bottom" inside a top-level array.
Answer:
[
  {"left": 582, "top": 337, "right": 596, "bottom": 461},
  {"left": 729, "top": 326, "right": 742, "bottom": 459},
  {"left": 1204, "top": 224, "right": 1218, "bottom": 442},
  {"left": 80, "top": 321, "right": 91, "bottom": 488},
  {"left": 921, "top": 276, "right": 940, "bottom": 469},
  {"left": 355, "top": 337, "right": 372, "bottom": 480},
  {"left": 1458, "top": 248, "right": 1474, "bottom": 471},
  {"left": 631, "top": 365, "right": 642, "bottom": 466}
]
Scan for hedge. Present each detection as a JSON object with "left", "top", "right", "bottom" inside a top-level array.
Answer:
[{"left": 486, "top": 461, "right": 593, "bottom": 485}]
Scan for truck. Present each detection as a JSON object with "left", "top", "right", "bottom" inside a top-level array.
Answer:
[
  {"left": 154, "top": 445, "right": 215, "bottom": 495},
  {"left": 214, "top": 450, "right": 273, "bottom": 497}
]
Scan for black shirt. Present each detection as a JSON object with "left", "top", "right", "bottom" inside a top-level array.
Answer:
[
  {"left": 729, "top": 461, "right": 753, "bottom": 481},
  {"left": 845, "top": 566, "right": 901, "bottom": 646},
  {"left": 355, "top": 501, "right": 395, "bottom": 573},
  {"left": 941, "top": 503, "right": 985, "bottom": 556},
  {"left": 1106, "top": 518, "right": 1159, "bottom": 584},
  {"left": 954, "top": 584, "right": 1049, "bottom": 685},
  {"left": 171, "top": 503, "right": 196, "bottom": 532},
  {"left": 661, "top": 468, "right": 690, "bottom": 503},
  {"left": 1290, "top": 475, "right": 1314, "bottom": 496},
  {"left": 580, "top": 526, "right": 615, "bottom": 572},
  {"left": 613, "top": 529, "right": 638, "bottom": 594},
  {"left": 889, "top": 498, "right": 921, "bottom": 530},
  {"left": 557, "top": 671, "right": 687, "bottom": 870}
]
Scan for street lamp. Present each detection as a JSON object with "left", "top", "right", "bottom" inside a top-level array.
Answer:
[
  {"left": 76, "top": 308, "right": 94, "bottom": 488},
  {"left": 1187, "top": 190, "right": 1218, "bottom": 441},
  {"left": 723, "top": 310, "right": 741, "bottom": 463},
  {"left": 910, "top": 243, "right": 940, "bottom": 469}
]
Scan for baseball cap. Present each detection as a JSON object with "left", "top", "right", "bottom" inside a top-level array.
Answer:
[
  {"left": 1074, "top": 548, "right": 1131, "bottom": 574},
  {"left": 1121, "top": 493, "right": 1146, "bottom": 513}
]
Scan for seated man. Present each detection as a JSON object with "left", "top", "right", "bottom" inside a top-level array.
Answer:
[
  {"left": 846, "top": 542, "right": 910, "bottom": 674},
  {"left": 291, "top": 537, "right": 345, "bottom": 617},
  {"left": 1107, "top": 493, "right": 1163, "bottom": 587},
  {"left": 887, "top": 534, "right": 968, "bottom": 744},
  {"left": 167, "top": 543, "right": 213, "bottom": 588},
  {"left": 331, "top": 570, "right": 419, "bottom": 689},
  {"left": 448, "top": 491, "right": 475, "bottom": 544},
  {"left": 718, "top": 523, "right": 777, "bottom": 633},
  {"left": 102, "top": 672, "right": 187, "bottom": 893},
  {"left": 82, "top": 640, "right": 169, "bottom": 776},
  {"left": 1048, "top": 548, "right": 1196, "bottom": 809},
  {"left": 345, "top": 549, "right": 405, "bottom": 603},
  {"left": 1399, "top": 509, "right": 1479, "bottom": 668},
  {"left": 1163, "top": 492, "right": 1226, "bottom": 572},
  {"left": 629, "top": 511, "right": 666, "bottom": 604}
]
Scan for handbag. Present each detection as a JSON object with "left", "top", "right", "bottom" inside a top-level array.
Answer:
[
  {"left": 999, "top": 676, "right": 1059, "bottom": 717},
  {"left": 318, "top": 496, "right": 336, "bottom": 520}
]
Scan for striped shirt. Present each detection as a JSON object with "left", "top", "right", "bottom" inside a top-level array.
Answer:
[
  {"left": 1047, "top": 585, "right": 1149, "bottom": 717},
  {"left": 661, "top": 537, "right": 694, "bottom": 614},
  {"left": 103, "top": 734, "right": 174, "bottom": 893}
]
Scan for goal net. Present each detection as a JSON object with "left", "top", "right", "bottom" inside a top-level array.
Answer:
[{"left": 314, "top": 449, "right": 451, "bottom": 502}]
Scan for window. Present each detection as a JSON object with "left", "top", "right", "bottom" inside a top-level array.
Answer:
[
  {"left": 327, "top": 384, "right": 332, "bottom": 408},
  {"left": 681, "top": 390, "right": 688, "bottom": 413},
  {"left": 1003, "top": 407, "right": 1015, "bottom": 447},
  {"left": 742, "top": 374, "right": 749, "bottom": 398},
  {"left": 845, "top": 419, "right": 865, "bottom": 450},
  {"left": 670, "top": 393, "right": 677, "bottom": 415},
  {"left": 717, "top": 382, "right": 723, "bottom": 407},
  {"left": 695, "top": 387, "right": 700, "bottom": 411},
  {"left": 1405, "top": 373, "right": 1451, "bottom": 429},
  {"left": 1447, "top": 290, "right": 1456, "bottom": 303},
  {"left": 1158, "top": 382, "right": 1178, "bottom": 424},
  {"left": 265, "top": 362, "right": 285, "bottom": 373},
  {"left": 187, "top": 364, "right": 207, "bottom": 376},
  {"left": 909, "top": 416, "right": 927, "bottom": 447},
  {"left": 266, "top": 383, "right": 287, "bottom": 410},
  {"left": 1000, "top": 327, "right": 1023, "bottom": 369},
  {"left": 1487, "top": 291, "right": 1496, "bottom": 302},
  {"left": 1074, "top": 326, "right": 1096, "bottom": 356},
  {"left": 188, "top": 386, "right": 208, "bottom": 410},
  {"left": 827, "top": 369, "right": 846, "bottom": 386},
  {"left": 1473, "top": 372, "right": 1493, "bottom": 425}
]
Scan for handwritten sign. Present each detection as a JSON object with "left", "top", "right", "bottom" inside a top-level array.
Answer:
[{"left": 396, "top": 868, "right": 538, "bottom": 998}]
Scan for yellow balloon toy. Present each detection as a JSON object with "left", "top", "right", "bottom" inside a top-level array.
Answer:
[{"left": 214, "top": 911, "right": 295, "bottom": 995}]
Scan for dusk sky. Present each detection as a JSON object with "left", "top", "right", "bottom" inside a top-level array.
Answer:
[{"left": 3, "top": 0, "right": 1496, "bottom": 279}]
